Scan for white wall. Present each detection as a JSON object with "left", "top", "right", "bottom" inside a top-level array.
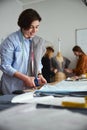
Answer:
[
  {"left": 0, "top": 0, "right": 87, "bottom": 78},
  {"left": 23, "top": 0, "right": 87, "bottom": 68},
  {"left": 0, "top": 0, "right": 22, "bottom": 41},
  {"left": 0, "top": 0, "right": 22, "bottom": 78}
]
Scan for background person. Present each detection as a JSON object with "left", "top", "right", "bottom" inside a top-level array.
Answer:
[
  {"left": 65, "top": 45, "right": 87, "bottom": 76},
  {"left": 41, "top": 46, "right": 57, "bottom": 83}
]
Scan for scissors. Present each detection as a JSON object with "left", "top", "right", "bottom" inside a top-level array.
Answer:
[{"left": 34, "top": 78, "right": 40, "bottom": 87}]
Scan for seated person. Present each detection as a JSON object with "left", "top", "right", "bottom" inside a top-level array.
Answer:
[
  {"left": 65, "top": 45, "right": 87, "bottom": 76},
  {"left": 41, "top": 46, "right": 57, "bottom": 83}
]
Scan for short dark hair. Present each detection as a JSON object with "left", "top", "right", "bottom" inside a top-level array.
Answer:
[{"left": 17, "top": 8, "right": 42, "bottom": 30}]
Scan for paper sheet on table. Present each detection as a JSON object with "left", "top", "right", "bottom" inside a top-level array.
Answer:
[
  {"left": 11, "top": 92, "right": 54, "bottom": 104},
  {"left": 11, "top": 91, "right": 85, "bottom": 105}
]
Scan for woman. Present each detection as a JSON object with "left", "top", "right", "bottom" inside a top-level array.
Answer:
[
  {"left": 65, "top": 45, "right": 87, "bottom": 76},
  {"left": 0, "top": 8, "right": 47, "bottom": 94},
  {"left": 42, "top": 46, "right": 57, "bottom": 83}
]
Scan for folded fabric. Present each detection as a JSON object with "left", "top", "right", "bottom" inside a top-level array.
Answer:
[{"left": 34, "top": 80, "right": 87, "bottom": 97}]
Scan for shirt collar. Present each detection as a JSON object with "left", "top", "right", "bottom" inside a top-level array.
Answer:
[{"left": 19, "top": 29, "right": 33, "bottom": 41}]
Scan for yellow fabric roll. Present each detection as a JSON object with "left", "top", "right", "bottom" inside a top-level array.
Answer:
[{"left": 62, "top": 101, "right": 87, "bottom": 108}]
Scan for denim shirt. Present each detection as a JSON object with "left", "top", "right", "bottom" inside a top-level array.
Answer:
[
  {"left": 0, "top": 30, "right": 32, "bottom": 94},
  {"left": 0, "top": 30, "right": 46, "bottom": 94}
]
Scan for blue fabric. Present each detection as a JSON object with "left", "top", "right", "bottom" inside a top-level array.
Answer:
[{"left": 34, "top": 80, "right": 87, "bottom": 97}]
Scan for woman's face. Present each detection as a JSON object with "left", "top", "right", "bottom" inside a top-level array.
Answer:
[
  {"left": 22, "top": 20, "right": 40, "bottom": 38},
  {"left": 73, "top": 51, "right": 81, "bottom": 56},
  {"left": 49, "top": 51, "right": 54, "bottom": 59}
]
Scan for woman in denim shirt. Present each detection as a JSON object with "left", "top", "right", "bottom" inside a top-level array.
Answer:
[{"left": 0, "top": 9, "right": 47, "bottom": 94}]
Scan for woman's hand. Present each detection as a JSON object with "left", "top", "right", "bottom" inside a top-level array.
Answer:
[
  {"left": 64, "top": 68, "right": 73, "bottom": 73},
  {"left": 54, "top": 69, "right": 58, "bottom": 73},
  {"left": 38, "top": 74, "right": 47, "bottom": 85},
  {"left": 14, "top": 71, "right": 46, "bottom": 88},
  {"left": 24, "top": 76, "right": 36, "bottom": 88}
]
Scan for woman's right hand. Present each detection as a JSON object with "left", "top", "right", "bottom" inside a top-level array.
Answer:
[
  {"left": 14, "top": 71, "right": 36, "bottom": 88},
  {"left": 24, "top": 76, "right": 36, "bottom": 88}
]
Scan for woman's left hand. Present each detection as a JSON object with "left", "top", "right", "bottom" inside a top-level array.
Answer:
[{"left": 38, "top": 74, "right": 47, "bottom": 85}]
